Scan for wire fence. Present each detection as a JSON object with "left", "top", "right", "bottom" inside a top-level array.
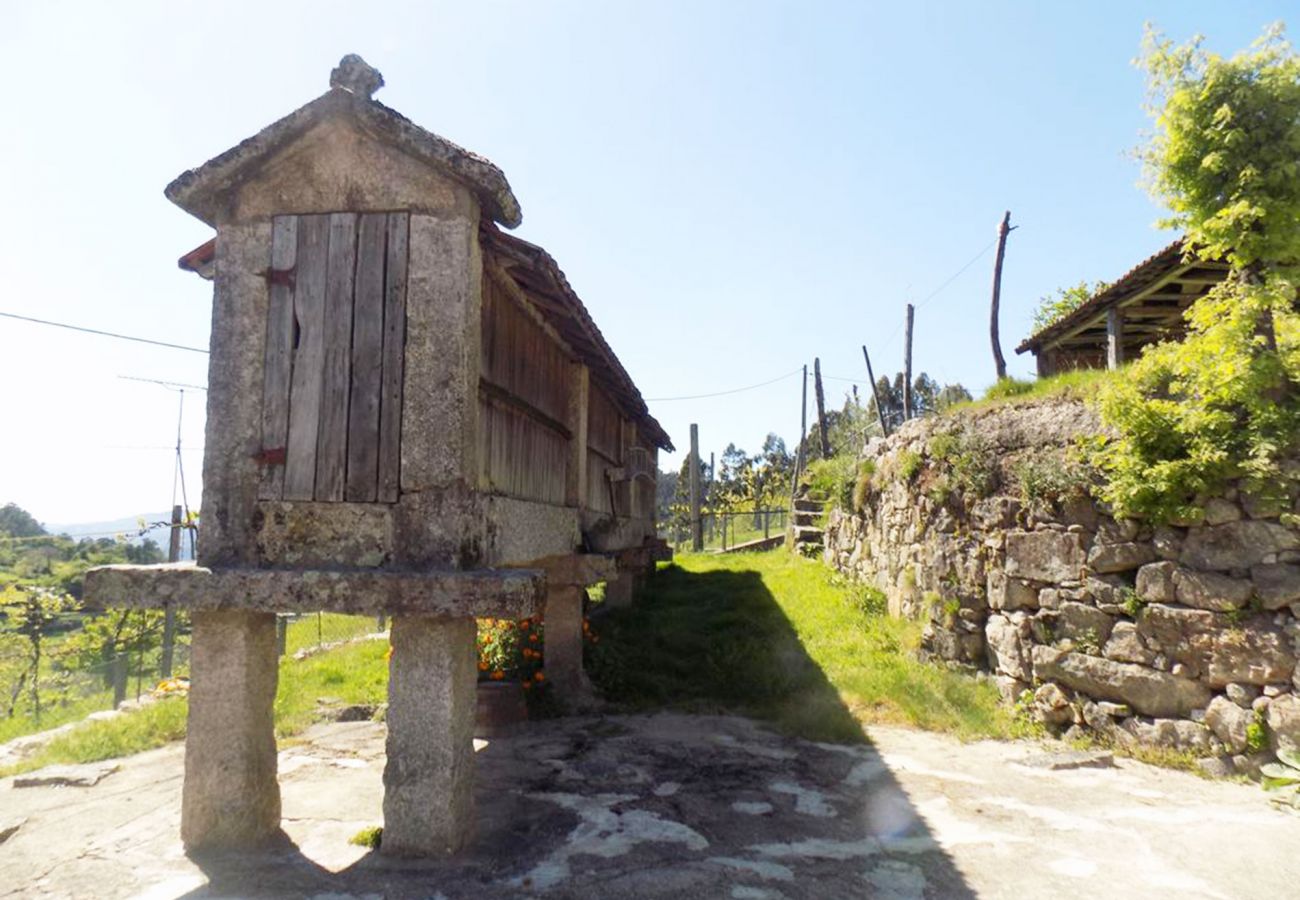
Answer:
[
  {"left": 0, "top": 611, "right": 384, "bottom": 745},
  {"left": 660, "top": 508, "right": 789, "bottom": 554}
]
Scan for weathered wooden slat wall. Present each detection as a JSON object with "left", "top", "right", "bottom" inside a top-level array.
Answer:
[
  {"left": 478, "top": 400, "right": 568, "bottom": 505},
  {"left": 478, "top": 273, "right": 573, "bottom": 505},
  {"left": 283, "top": 214, "right": 330, "bottom": 500},
  {"left": 265, "top": 210, "right": 407, "bottom": 503},
  {"left": 586, "top": 450, "right": 613, "bottom": 514},
  {"left": 259, "top": 216, "right": 298, "bottom": 500},
  {"left": 345, "top": 213, "right": 387, "bottom": 502},
  {"left": 587, "top": 385, "right": 622, "bottom": 464},
  {"left": 377, "top": 213, "right": 408, "bottom": 503},
  {"left": 315, "top": 213, "right": 358, "bottom": 501}
]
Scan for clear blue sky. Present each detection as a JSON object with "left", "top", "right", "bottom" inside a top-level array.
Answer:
[{"left": 0, "top": 1, "right": 1291, "bottom": 523}]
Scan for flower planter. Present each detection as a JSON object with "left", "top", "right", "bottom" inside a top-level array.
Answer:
[{"left": 475, "top": 680, "right": 528, "bottom": 737}]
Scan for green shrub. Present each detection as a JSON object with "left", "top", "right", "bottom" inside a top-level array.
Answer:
[
  {"left": 983, "top": 378, "right": 1036, "bottom": 401},
  {"left": 1010, "top": 451, "right": 1090, "bottom": 504},
  {"left": 897, "top": 451, "right": 922, "bottom": 482},
  {"left": 805, "top": 455, "right": 858, "bottom": 511},
  {"left": 852, "top": 460, "right": 876, "bottom": 513}
]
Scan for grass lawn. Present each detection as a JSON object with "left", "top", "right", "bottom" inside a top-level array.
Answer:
[
  {"left": 588, "top": 551, "right": 1013, "bottom": 744},
  {"left": 1, "top": 636, "right": 391, "bottom": 776}
]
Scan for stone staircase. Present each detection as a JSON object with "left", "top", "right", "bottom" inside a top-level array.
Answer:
[{"left": 790, "top": 493, "right": 827, "bottom": 557}]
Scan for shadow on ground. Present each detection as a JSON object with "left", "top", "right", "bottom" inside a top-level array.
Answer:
[{"left": 171, "top": 563, "right": 976, "bottom": 898}]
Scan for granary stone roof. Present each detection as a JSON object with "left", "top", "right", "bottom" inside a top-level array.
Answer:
[{"left": 165, "top": 55, "right": 522, "bottom": 228}]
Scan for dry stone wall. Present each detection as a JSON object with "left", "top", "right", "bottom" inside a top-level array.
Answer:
[{"left": 824, "top": 399, "right": 1300, "bottom": 775}]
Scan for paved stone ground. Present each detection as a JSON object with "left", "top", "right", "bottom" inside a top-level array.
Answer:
[{"left": 2, "top": 714, "right": 1297, "bottom": 899}]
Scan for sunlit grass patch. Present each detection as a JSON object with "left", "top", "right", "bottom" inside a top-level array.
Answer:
[{"left": 588, "top": 551, "right": 1012, "bottom": 743}]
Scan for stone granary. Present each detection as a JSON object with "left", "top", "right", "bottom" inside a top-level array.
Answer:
[{"left": 85, "top": 55, "right": 671, "bottom": 858}]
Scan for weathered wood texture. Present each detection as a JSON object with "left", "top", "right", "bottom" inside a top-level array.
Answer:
[
  {"left": 478, "top": 272, "right": 573, "bottom": 504},
  {"left": 263, "top": 211, "right": 407, "bottom": 502},
  {"left": 259, "top": 216, "right": 298, "bottom": 500}
]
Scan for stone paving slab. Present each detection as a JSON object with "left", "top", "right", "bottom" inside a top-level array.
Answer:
[{"left": 1, "top": 715, "right": 1297, "bottom": 899}]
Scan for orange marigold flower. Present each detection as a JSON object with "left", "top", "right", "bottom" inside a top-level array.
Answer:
[
  {"left": 491, "top": 669, "right": 505, "bottom": 680},
  {"left": 534, "top": 671, "right": 546, "bottom": 683},
  {"left": 478, "top": 661, "right": 489, "bottom": 672},
  {"left": 529, "top": 633, "right": 539, "bottom": 643}
]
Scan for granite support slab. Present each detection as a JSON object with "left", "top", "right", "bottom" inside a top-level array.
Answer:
[
  {"left": 382, "top": 615, "right": 477, "bottom": 856},
  {"left": 181, "top": 610, "right": 280, "bottom": 850},
  {"left": 84, "top": 564, "right": 543, "bottom": 618}
]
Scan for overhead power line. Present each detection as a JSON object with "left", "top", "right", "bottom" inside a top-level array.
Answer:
[
  {"left": 646, "top": 367, "right": 802, "bottom": 402},
  {"left": 0, "top": 311, "right": 209, "bottom": 354},
  {"left": 119, "top": 375, "right": 208, "bottom": 391}
]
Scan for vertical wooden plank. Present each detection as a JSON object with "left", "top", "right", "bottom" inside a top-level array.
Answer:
[
  {"left": 346, "top": 213, "right": 387, "bottom": 502},
  {"left": 903, "top": 303, "right": 914, "bottom": 420},
  {"left": 1107, "top": 307, "right": 1124, "bottom": 370},
  {"left": 378, "top": 212, "right": 408, "bottom": 502},
  {"left": 283, "top": 215, "right": 330, "bottom": 500},
  {"left": 315, "top": 213, "right": 358, "bottom": 501},
  {"left": 566, "top": 364, "right": 589, "bottom": 507},
  {"left": 259, "top": 216, "right": 297, "bottom": 500}
]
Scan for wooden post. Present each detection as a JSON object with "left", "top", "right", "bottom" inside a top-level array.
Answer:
[
  {"left": 862, "top": 345, "right": 888, "bottom": 437},
  {"left": 813, "top": 357, "right": 830, "bottom": 458},
  {"left": 989, "top": 211, "right": 1014, "bottom": 381},
  {"left": 161, "top": 504, "right": 182, "bottom": 678},
  {"left": 790, "top": 365, "right": 808, "bottom": 504},
  {"left": 903, "top": 305, "right": 914, "bottom": 421},
  {"left": 112, "top": 652, "right": 127, "bottom": 709},
  {"left": 276, "top": 616, "right": 287, "bottom": 657},
  {"left": 1107, "top": 307, "right": 1124, "bottom": 370},
  {"left": 566, "top": 364, "right": 590, "bottom": 507},
  {"left": 689, "top": 424, "right": 702, "bottom": 552}
]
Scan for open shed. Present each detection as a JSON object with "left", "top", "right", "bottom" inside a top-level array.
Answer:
[{"left": 1016, "top": 238, "right": 1231, "bottom": 374}]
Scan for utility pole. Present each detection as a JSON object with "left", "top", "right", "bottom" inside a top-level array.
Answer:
[
  {"left": 791, "top": 365, "right": 808, "bottom": 505},
  {"left": 160, "top": 503, "right": 182, "bottom": 678},
  {"left": 689, "top": 423, "right": 702, "bottom": 551},
  {"left": 989, "top": 210, "right": 1015, "bottom": 381},
  {"left": 903, "top": 304, "right": 915, "bottom": 420},
  {"left": 862, "top": 345, "right": 888, "bottom": 437},
  {"left": 813, "top": 357, "right": 831, "bottom": 458}
]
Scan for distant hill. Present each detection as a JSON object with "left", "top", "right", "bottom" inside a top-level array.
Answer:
[{"left": 45, "top": 511, "right": 196, "bottom": 560}]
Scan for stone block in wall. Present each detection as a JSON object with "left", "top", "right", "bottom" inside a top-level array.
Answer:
[
  {"left": 987, "top": 569, "right": 1038, "bottom": 610},
  {"left": 1267, "top": 693, "right": 1300, "bottom": 756},
  {"left": 922, "top": 624, "right": 985, "bottom": 665},
  {"left": 1120, "top": 717, "right": 1215, "bottom": 753},
  {"left": 1055, "top": 602, "right": 1115, "bottom": 647},
  {"left": 1203, "top": 498, "right": 1242, "bottom": 526},
  {"left": 1005, "top": 530, "right": 1085, "bottom": 583},
  {"left": 1152, "top": 526, "right": 1183, "bottom": 561},
  {"left": 1087, "top": 541, "right": 1155, "bottom": 574},
  {"left": 1252, "top": 562, "right": 1300, "bottom": 610},
  {"left": 1033, "top": 683, "right": 1074, "bottom": 727},
  {"left": 971, "top": 496, "right": 1019, "bottom": 530},
  {"left": 1242, "top": 492, "right": 1289, "bottom": 519},
  {"left": 1031, "top": 645, "right": 1210, "bottom": 717},
  {"left": 1104, "top": 621, "right": 1156, "bottom": 666},
  {"left": 1172, "top": 568, "right": 1254, "bottom": 612},
  {"left": 1096, "top": 518, "right": 1140, "bottom": 544},
  {"left": 1204, "top": 695, "right": 1254, "bottom": 753},
  {"left": 1137, "top": 604, "right": 1220, "bottom": 671},
  {"left": 1136, "top": 561, "right": 1177, "bottom": 604},
  {"left": 1180, "top": 521, "right": 1300, "bottom": 571},
  {"left": 1205, "top": 618, "right": 1295, "bottom": 688},
  {"left": 985, "top": 613, "right": 1032, "bottom": 682}
]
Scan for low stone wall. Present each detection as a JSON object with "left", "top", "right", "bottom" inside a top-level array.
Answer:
[{"left": 824, "top": 399, "right": 1300, "bottom": 775}]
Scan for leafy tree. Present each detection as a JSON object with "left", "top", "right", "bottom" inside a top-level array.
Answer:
[
  {"left": 1092, "top": 25, "right": 1300, "bottom": 520},
  {"left": 864, "top": 372, "right": 970, "bottom": 430},
  {"left": 1032, "top": 281, "right": 1112, "bottom": 332},
  {"left": 0, "top": 503, "right": 45, "bottom": 538}
]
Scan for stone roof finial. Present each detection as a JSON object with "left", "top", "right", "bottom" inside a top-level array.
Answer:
[{"left": 330, "top": 54, "right": 384, "bottom": 99}]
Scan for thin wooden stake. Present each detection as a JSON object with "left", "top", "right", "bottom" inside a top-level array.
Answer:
[
  {"left": 989, "top": 210, "right": 1014, "bottom": 381},
  {"left": 903, "top": 305, "right": 914, "bottom": 420},
  {"left": 161, "top": 504, "right": 182, "bottom": 678},
  {"left": 689, "top": 424, "right": 702, "bottom": 552},
  {"left": 862, "top": 345, "right": 888, "bottom": 437},
  {"left": 813, "top": 357, "right": 830, "bottom": 458},
  {"left": 791, "top": 365, "right": 808, "bottom": 505}
]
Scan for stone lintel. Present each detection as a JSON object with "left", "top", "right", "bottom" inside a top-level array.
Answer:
[
  {"left": 85, "top": 563, "right": 543, "bottom": 618},
  {"left": 523, "top": 553, "right": 616, "bottom": 587}
]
